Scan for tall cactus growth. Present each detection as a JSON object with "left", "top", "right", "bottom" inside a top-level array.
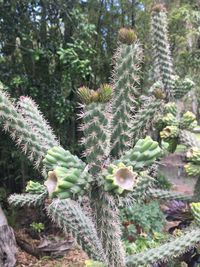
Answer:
[
  {"left": 151, "top": 4, "right": 175, "bottom": 99},
  {"left": 1, "top": 4, "right": 200, "bottom": 267},
  {"left": 111, "top": 28, "right": 142, "bottom": 156}
]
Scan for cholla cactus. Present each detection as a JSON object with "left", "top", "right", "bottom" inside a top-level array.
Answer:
[
  {"left": 111, "top": 28, "right": 143, "bottom": 156},
  {"left": 2, "top": 5, "right": 200, "bottom": 267},
  {"left": 157, "top": 101, "right": 198, "bottom": 152},
  {"left": 151, "top": 4, "right": 175, "bottom": 99}
]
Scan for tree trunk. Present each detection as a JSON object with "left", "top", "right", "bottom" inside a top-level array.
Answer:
[{"left": 0, "top": 205, "right": 17, "bottom": 267}]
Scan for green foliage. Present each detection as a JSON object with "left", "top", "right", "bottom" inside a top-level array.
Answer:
[
  {"left": 124, "top": 232, "right": 168, "bottom": 255},
  {"left": 30, "top": 222, "right": 45, "bottom": 234},
  {"left": 121, "top": 201, "right": 166, "bottom": 238}
]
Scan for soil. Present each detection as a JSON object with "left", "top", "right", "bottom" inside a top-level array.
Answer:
[
  {"left": 15, "top": 230, "right": 88, "bottom": 267},
  {"left": 16, "top": 248, "right": 88, "bottom": 267}
]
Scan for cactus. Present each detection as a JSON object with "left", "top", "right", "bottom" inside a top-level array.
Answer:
[
  {"left": 46, "top": 199, "right": 107, "bottom": 263},
  {"left": 185, "top": 163, "right": 200, "bottom": 176},
  {"left": 78, "top": 85, "right": 111, "bottom": 174},
  {"left": 120, "top": 136, "right": 162, "bottom": 169},
  {"left": 130, "top": 96, "right": 163, "bottom": 143},
  {"left": 185, "top": 147, "right": 200, "bottom": 176},
  {"left": 2, "top": 5, "right": 200, "bottom": 266},
  {"left": 163, "top": 102, "right": 177, "bottom": 116},
  {"left": 17, "top": 96, "right": 59, "bottom": 148},
  {"left": 26, "top": 181, "right": 46, "bottom": 194},
  {"left": 148, "top": 188, "right": 193, "bottom": 201},
  {"left": 103, "top": 162, "right": 138, "bottom": 195},
  {"left": 126, "top": 227, "right": 200, "bottom": 266},
  {"left": 111, "top": 28, "right": 142, "bottom": 156},
  {"left": 180, "top": 111, "right": 197, "bottom": 130},
  {"left": 45, "top": 166, "right": 92, "bottom": 199},
  {"left": 0, "top": 83, "right": 48, "bottom": 167},
  {"left": 190, "top": 202, "right": 200, "bottom": 226},
  {"left": 151, "top": 4, "right": 175, "bottom": 99},
  {"left": 179, "top": 130, "right": 200, "bottom": 148},
  {"left": 43, "top": 146, "right": 85, "bottom": 171},
  {"left": 174, "top": 77, "right": 195, "bottom": 99},
  {"left": 8, "top": 191, "right": 47, "bottom": 207},
  {"left": 92, "top": 191, "right": 126, "bottom": 267}
]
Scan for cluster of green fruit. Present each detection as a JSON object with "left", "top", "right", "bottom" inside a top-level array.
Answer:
[
  {"left": 185, "top": 147, "right": 200, "bottom": 176},
  {"left": 156, "top": 102, "right": 197, "bottom": 152},
  {"left": 27, "top": 136, "right": 161, "bottom": 200}
]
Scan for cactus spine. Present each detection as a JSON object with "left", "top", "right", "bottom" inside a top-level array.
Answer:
[{"left": 111, "top": 28, "right": 142, "bottom": 156}]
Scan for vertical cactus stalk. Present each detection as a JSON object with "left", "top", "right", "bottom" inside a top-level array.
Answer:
[
  {"left": 179, "top": 130, "right": 200, "bottom": 148},
  {"left": 151, "top": 4, "right": 175, "bottom": 99},
  {"left": 17, "top": 96, "right": 59, "bottom": 148},
  {"left": 92, "top": 190, "right": 126, "bottom": 267},
  {"left": 130, "top": 95, "right": 163, "bottom": 144},
  {"left": 78, "top": 85, "right": 112, "bottom": 174},
  {"left": 46, "top": 199, "right": 107, "bottom": 264},
  {"left": 0, "top": 83, "right": 48, "bottom": 167},
  {"left": 111, "top": 28, "right": 143, "bottom": 156}
]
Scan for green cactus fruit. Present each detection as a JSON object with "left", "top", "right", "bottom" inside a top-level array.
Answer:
[
  {"left": 163, "top": 102, "right": 177, "bottom": 116},
  {"left": 77, "top": 85, "right": 112, "bottom": 105},
  {"left": 77, "top": 86, "right": 92, "bottom": 105},
  {"left": 43, "top": 146, "right": 86, "bottom": 171},
  {"left": 103, "top": 162, "right": 138, "bottom": 195},
  {"left": 186, "top": 147, "right": 200, "bottom": 163},
  {"left": 153, "top": 88, "right": 166, "bottom": 99},
  {"left": 98, "top": 84, "right": 112, "bottom": 103},
  {"left": 160, "top": 126, "right": 179, "bottom": 141},
  {"left": 185, "top": 163, "right": 200, "bottom": 176},
  {"left": 180, "top": 111, "right": 197, "bottom": 130},
  {"left": 190, "top": 202, "right": 200, "bottom": 226},
  {"left": 44, "top": 166, "right": 91, "bottom": 199},
  {"left": 155, "top": 113, "right": 178, "bottom": 132},
  {"left": 118, "top": 28, "right": 137, "bottom": 45},
  {"left": 25, "top": 181, "right": 46, "bottom": 194},
  {"left": 121, "top": 136, "right": 162, "bottom": 170},
  {"left": 162, "top": 113, "right": 179, "bottom": 126}
]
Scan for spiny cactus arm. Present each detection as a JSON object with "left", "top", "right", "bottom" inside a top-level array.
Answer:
[
  {"left": 0, "top": 83, "right": 48, "bottom": 167},
  {"left": 148, "top": 188, "right": 193, "bottom": 201},
  {"left": 17, "top": 96, "right": 59, "bottom": 148},
  {"left": 129, "top": 96, "right": 163, "bottom": 144},
  {"left": 174, "top": 77, "right": 195, "bottom": 99},
  {"left": 111, "top": 29, "right": 143, "bottom": 156},
  {"left": 8, "top": 191, "right": 47, "bottom": 207},
  {"left": 151, "top": 4, "right": 175, "bottom": 99},
  {"left": 46, "top": 199, "right": 107, "bottom": 264},
  {"left": 179, "top": 130, "right": 200, "bottom": 148},
  {"left": 126, "top": 227, "right": 200, "bottom": 266},
  {"left": 92, "top": 191, "right": 125, "bottom": 267},
  {"left": 78, "top": 85, "right": 111, "bottom": 174},
  {"left": 131, "top": 173, "right": 155, "bottom": 200}
]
